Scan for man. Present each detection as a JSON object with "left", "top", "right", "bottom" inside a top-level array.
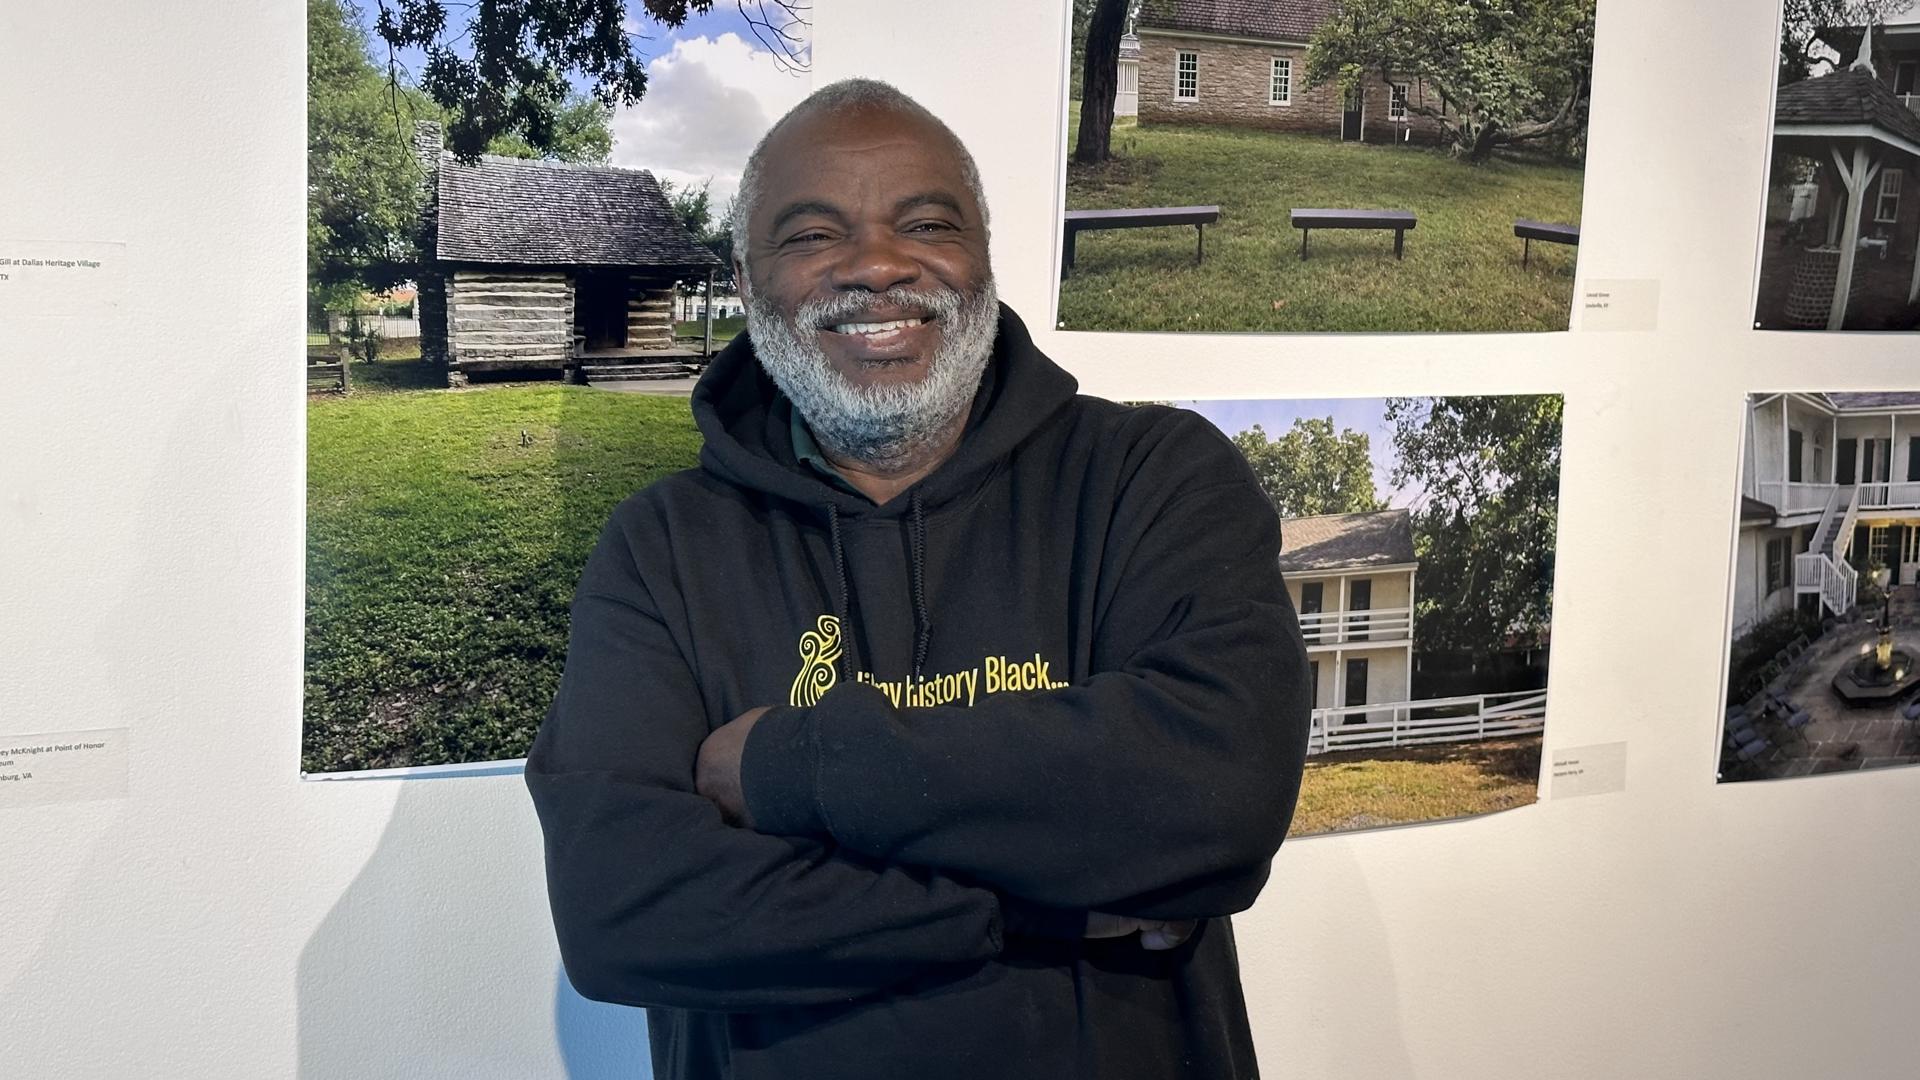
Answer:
[{"left": 526, "top": 79, "right": 1310, "bottom": 1079}]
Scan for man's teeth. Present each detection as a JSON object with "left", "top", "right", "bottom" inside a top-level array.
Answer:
[{"left": 829, "top": 317, "right": 928, "bottom": 335}]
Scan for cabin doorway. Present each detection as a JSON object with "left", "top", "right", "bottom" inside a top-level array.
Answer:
[{"left": 575, "top": 271, "right": 629, "bottom": 351}]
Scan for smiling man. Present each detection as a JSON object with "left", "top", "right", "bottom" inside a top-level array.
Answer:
[{"left": 527, "top": 79, "right": 1310, "bottom": 1080}]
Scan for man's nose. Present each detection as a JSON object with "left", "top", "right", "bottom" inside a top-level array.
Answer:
[{"left": 830, "top": 228, "right": 919, "bottom": 294}]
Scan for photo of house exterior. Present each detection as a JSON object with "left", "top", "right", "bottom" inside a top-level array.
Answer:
[
  {"left": 1283, "top": 509, "right": 1417, "bottom": 721},
  {"left": 1722, "top": 391, "right": 1920, "bottom": 783},
  {"left": 1185, "top": 395, "right": 1561, "bottom": 834},
  {"left": 1754, "top": 10, "right": 1920, "bottom": 331},
  {"left": 1135, "top": 0, "right": 1449, "bottom": 144},
  {"left": 414, "top": 122, "right": 722, "bottom": 387}
]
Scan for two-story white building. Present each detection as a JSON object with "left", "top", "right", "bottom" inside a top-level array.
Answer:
[
  {"left": 1279, "top": 509, "right": 1417, "bottom": 722},
  {"left": 1736, "top": 392, "right": 1920, "bottom": 634}
]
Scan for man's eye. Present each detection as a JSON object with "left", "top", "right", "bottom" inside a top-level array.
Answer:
[
  {"left": 907, "top": 221, "right": 956, "bottom": 233},
  {"left": 783, "top": 231, "right": 831, "bottom": 245}
]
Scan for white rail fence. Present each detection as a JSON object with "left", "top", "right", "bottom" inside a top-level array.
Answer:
[
  {"left": 323, "top": 314, "right": 422, "bottom": 339},
  {"left": 1306, "top": 690, "right": 1548, "bottom": 755},
  {"left": 1297, "top": 606, "right": 1413, "bottom": 645},
  {"left": 1761, "top": 480, "right": 1920, "bottom": 516}
]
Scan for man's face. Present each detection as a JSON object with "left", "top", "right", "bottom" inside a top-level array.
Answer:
[{"left": 741, "top": 104, "right": 993, "bottom": 396}]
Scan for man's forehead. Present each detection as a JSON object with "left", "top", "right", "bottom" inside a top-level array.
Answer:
[{"left": 756, "top": 105, "right": 972, "bottom": 211}]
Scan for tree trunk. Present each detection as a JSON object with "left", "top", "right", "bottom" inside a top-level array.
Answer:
[
  {"left": 1468, "top": 124, "right": 1500, "bottom": 164},
  {"left": 1072, "top": 0, "right": 1128, "bottom": 165}
]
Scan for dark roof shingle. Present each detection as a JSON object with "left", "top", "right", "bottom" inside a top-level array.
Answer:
[
  {"left": 1277, "top": 509, "right": 1417, "bottom": 573},
  {"left": 435, "top": 154, "right": 722, "bottom": 268},
  {"left": 1774, "top": 67, "right": 1920, "bottom": 148},
  {"left": 1136, "top": 0, "right": 1336, "bottom": 43},
  {"left": 1825, "top": 391, "right": 1920, "bottom": 410}
]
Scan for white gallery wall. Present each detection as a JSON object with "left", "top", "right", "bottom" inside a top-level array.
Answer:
[{"left": 1, "top": 0, "right": 1914, "bottom": 1076}]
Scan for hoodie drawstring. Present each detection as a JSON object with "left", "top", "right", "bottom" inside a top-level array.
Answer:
[
  {"left": 823, "top": 493, "right": 934, "bottom": 688},
  {"left": 827, "top": 504, "right": 855, "bottom": 682},
  {"left": 908, "top": 491, "right": 931, "bottom": 681}
]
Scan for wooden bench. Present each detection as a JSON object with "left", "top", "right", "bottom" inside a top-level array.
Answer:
[
  {"left": 1514, "top": 220, "right": 1580, "bottom": 267},
  {"left": 1061, "top": 206, "right": 1220, "bottom": 277},
  {"left": 1291, "top": 209, "right": 1416, "bottom": 260},
  {"left": 307, "top": 344, "right": 349, "bottom": 391}
]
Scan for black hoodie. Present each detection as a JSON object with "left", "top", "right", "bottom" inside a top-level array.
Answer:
[{"left": 526, "top": 304, "right": 1310, "bottom": 1080}]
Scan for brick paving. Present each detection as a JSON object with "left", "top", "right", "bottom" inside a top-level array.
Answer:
[{"left": 1728, "top": 587, "right": 1920, "bottom": 780}]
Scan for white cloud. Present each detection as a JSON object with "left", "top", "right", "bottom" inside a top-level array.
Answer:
[{"left": 611, "top": 32, "right": 810, "bottom": 214}]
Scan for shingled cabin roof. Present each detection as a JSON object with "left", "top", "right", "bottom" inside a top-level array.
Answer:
[
  {"left": 434, "top": 153, "right": 723, "bottom": 269},
  {"left": 1277, "top": 508, "right": 1416, "bottom": 574},
  {"left": 1136, "top": 0, "right": 1337, "bottom": 43},
  {"left": 1774, "top": 66, "right": 1920, "bottom": 149}
]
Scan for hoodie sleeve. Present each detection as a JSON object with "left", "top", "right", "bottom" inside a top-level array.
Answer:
[
  {"left": 526, "top": 508, "right": 1079, "bottom": 1014},
  {"left": 740, "top": 411, "right": 1311, "bottom": 919}
]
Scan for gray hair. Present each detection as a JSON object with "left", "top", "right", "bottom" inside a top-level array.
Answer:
[{"left": 731, "top": 78, "right": 991, "bottom": 272}]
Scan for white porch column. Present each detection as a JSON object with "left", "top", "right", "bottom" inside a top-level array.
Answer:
[
  {"left": 1782, "top": 400, "right": 1790, "bottom": 490},
  {"left": 1910, "top": 174, "right": 1920, "bottom": 302},
  {"left": 1829, "top": 142, "right": 1883, "bottom": 330}
]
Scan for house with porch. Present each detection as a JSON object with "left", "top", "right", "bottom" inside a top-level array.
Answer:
[
  {"left": 1281, "top": 508, "right": 1417, "bottom": 722},
  {"left": 1735, "top": 392, "right": 1920, "bottom": 633},
  {"left": 1757, "top": 22, "right": 1920, "bottom": 330},
  {"left": 1133, "top": 0, "right": 1450, "bottom": 144},
  {"left": 412, "top": 123, "right": 722, "bottom": 387}
]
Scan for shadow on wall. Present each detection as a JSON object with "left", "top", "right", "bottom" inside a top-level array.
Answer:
[
  {"left": 1241, "top": 840, "right": 1414, "bottom": 1078},
  {"left": 296, "top": 776, "right": 651, "bottom": 1078}
]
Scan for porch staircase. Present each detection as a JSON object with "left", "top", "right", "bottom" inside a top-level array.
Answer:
[{"left": 1796, "top": 484, "right": 1861, "bottom": 617}]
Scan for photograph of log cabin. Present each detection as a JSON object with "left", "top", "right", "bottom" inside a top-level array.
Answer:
[
  {"left": 1754, "top": 5, "right": 1920, "bottom": 331},
  {"left": 1184, "top": 394, "right": 1561, "bottom": 835},
  {"left": 1722, "top": 391, "right": 1920, "bottom": 782},
  {"left": 1060, "top": 0, "right": 1595, "bottom": 333},
  {"left": 302, "top": 0, "right": 807, "bottom": 773}
]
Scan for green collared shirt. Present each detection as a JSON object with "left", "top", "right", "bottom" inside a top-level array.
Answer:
[{"left": 789, "top": 408, "right": 865, "bottom": 497}]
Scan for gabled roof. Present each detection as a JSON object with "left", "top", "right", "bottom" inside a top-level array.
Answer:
[
  {"left": 1135, "top": 0, "right": 1336, "bottom": 43},
  {"left": 1774, "top": 66, "right": 1920, "bottom": 149},
  {"left": 434, "top": 153, "right": 722, "bottom": 269},
  {"left": 1278, "top": 508, "right": 1416, "bottom": 573}
]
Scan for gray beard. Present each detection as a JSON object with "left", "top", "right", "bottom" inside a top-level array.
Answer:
[{"left": 746, "top": 278, "right": 1000, "bottom": 474}]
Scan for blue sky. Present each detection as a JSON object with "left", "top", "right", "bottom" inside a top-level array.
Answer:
[
  {"left": 351, "top": 2, "right": 812, "bottom": 207},
  {"left": 1180, "top": 398, "right": 1419, "bottom": 509}
]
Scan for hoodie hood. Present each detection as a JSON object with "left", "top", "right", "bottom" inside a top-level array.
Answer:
[{"left": 692, "top": 302, "right": 1078, "bottom": 517}]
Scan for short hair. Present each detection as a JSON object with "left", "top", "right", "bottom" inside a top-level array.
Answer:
[{"left": 731, "top": 79, "right": 990, "bottom": 270}]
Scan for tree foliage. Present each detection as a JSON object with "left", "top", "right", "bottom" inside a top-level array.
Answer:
[
  {"left": 309, "top": 0, "right": 428, "bottom": 297},
  {"left": 1778, "top": 0, "right": 1907, "bottom": 85},
  {"left": 309, "top": 0, "right": 618, "bottom": 310},
  {"left": 1231, "top": 419, "right": 1384, "bottom": 518},
  {"left": 1305, "top": 0, "right": 1596, "bottom": 162},
  {"left": 658, "top": 178, "right": 737, "bottom": 293},
  {"left": 372, "top": 0, "right": 809, "bottom": 159},
  {"left": 1386, "top": 395, "right": 1561, "bottom": 656}
]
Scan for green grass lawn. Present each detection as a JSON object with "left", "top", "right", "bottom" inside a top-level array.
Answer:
[
  {"left": 304, "top": 385, "right": 702, "bottom": 773},
  {"left": 1289, "top": 736, "right": 1542, "bottom": 836},
  {"left": 1061, "top": 112, "right": 1584, "bottom": 332},
  {"left": 676, "top": 315, "right": 745, "bottom": 344}
]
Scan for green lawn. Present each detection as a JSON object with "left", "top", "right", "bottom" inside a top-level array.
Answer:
[
  {"left": 676, "top": 315, "right": 745, "bottom": 344},
  {"left": 1289, "top": 736, "right": 1542, "bottom": 836},
  {"left": 304, "top": 385, "right": 703, "bottom": 773},
  {"left": 1061, "top": 112, "right": 1584, "bottom": 332}
]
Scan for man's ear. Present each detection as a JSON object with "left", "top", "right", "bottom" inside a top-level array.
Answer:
[{"left": 733, "top": 259, "right": 750, "bottom": 304}]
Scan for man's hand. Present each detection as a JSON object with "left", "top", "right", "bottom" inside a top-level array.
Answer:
[
  {"left": 696, "top": 706, "right": 769, "bottom": 827},
  {"left": 1085, "top": 911, "right": 1198, "bottom": 951}
]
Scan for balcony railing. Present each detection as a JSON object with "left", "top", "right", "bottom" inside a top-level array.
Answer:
[
  {"left": 1761, "top": 480, "right": 1920, "bottom": 516},
  {"left": 1296, "top": 606, "right": 1413, "bottom": 645}
]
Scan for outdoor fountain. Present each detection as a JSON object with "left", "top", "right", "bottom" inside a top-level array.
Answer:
[{"left": 1833, "top": 567, "right": 1920, "bottom": 706}]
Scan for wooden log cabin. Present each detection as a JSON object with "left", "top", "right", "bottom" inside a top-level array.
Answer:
[{"left": 414, "top": 123, "right": 723, "bottom": 387}]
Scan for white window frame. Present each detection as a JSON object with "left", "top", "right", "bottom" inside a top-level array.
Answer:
[
  {"left": 1876, "top": 169, "right": 1903, "bottom": 224},
  {"left": 1270, "top": 57, "right": 1292, "bottom": 106},
  {"left": 1175, "top": 50, "right": 1198, "bottom": 102},
  {"left": 1389, "top": 82, "right": 1410, "bottom": 122}
]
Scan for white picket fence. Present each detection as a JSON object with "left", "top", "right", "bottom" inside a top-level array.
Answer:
[{"left": 1306, "top": 689, "right": 1548, "bottom": 755}]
